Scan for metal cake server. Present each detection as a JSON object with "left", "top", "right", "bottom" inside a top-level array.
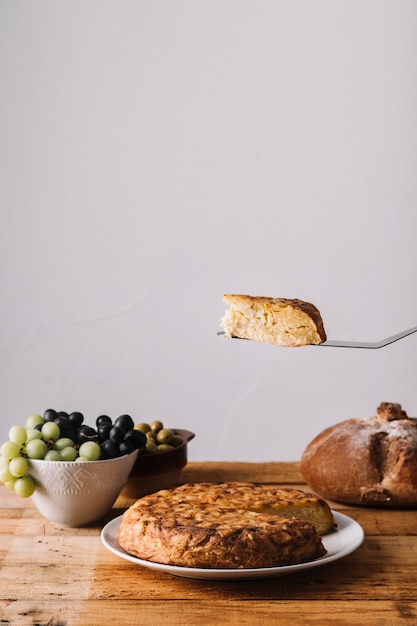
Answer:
[{"left": 217, "top": 325, "right": 417, "bottom": 349}]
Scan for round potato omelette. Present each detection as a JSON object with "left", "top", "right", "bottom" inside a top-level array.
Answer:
[{"left": 116, "top": 482, "right": 335, "bottom": 569}]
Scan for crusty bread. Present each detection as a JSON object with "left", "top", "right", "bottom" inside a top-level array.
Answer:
[
  {"left": 300, "top": 402, "right": 417, "bottom": 508},
  {"left": 117, "top": 482, "right": 335, "bottom": 569},
  {"left": 220, "top": 294, "right": 327, "bottom": 347}
]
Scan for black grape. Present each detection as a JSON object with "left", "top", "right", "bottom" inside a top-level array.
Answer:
[
  {"left": 100, "top": 439, "right": 121, "bottom": 459},
  {"left": 76, "top": 425, "right": 98, "bottom": 443},
  {"left": 114, "top": 414, "right": 134, "bottom": 432},
  {"left": 96, "top": 415, "right": 112, "bottom": 427},
  {"left": 43, "top": 408, "right": 57, "bottom": 422},
  {"left": 124, "top": 429, "right": 147, "bottom": 448},
  {"left": 119, "top": 440, "right": 135, "bottom": 456},
  {"left": 68, "top": 412, "right": 84, "bottom": 428},
  {"left": 97, "top": 423, "right": 112, "bottom": 442},
  {"left": 109, "top": 426, "right": 125, "bottom": 443}
]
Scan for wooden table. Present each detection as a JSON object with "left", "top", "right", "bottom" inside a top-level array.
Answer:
[{"left": 1, "top": 462, "right": 416, "bottom": 625}]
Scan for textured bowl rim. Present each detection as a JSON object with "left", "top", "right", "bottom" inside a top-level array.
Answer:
[{"left": 28, "top": 449, "right": 138, "bottom": 467}]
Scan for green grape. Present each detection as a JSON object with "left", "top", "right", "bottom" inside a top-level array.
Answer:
[
  {"left": 8, "top": 425, "right": 27, "bottom": 446},
  {"left": 1, "top": 440, "right": 21, "bottom": 461},
  {"left": 60, "top": 446, "right": 78, "bottom": 461},
  {"left": 41, "top": 421, "right": 60, "bottom": 442},
  {"left": 14, "top": 475, "right": 35, "bottom": 498},
  {"left": 25, "top": 428, "right": 42, "bottom": 442},
  {"left": 78, "top": 441, "right": 101, "bottom": 461},
  {"left": 9, "top": 456, "right": 29, "bottom": 478},
  {"left": 44, "top": 450, "right": 61, "bottom": 461},
  {"left": 53, "top": 437, "right": 75, "bottom": 451},
  {"left": 5, "top": 478, "right": 17, "bottom": 490},
  {"left": 75, "top": 456, "right": 89, "bottom": 462},
  {"left": 25, "top": 413, "right": 44, "bottom": 429},
  {"left": 25, "top": 439, "right": 48, "bottom": 459},
  {"left": 0, "top": 464, "right": 14, "bottom": 483}
]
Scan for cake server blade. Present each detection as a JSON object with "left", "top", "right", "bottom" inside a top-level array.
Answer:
[{"left": 217, "top": 326, "right": 417, "bottom": 349}]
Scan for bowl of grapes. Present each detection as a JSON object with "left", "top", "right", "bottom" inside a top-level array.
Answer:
[{"left": 0, "top": 409, "right": 145, "bottom": 527}]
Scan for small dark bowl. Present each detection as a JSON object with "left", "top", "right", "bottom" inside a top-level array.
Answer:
[{"left": 121, "top": 429, "right": 195, "bottom": 499}]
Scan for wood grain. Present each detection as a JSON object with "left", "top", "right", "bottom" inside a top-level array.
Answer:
[{"left": 1, "top": 462, "right": 416, "bottom": 626}]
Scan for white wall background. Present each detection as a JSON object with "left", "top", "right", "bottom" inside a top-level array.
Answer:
[{"left": 1, "top": 0, "right": 417, "bottom": 462}]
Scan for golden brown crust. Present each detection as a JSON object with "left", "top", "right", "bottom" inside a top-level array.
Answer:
[
  {"left": 220, "top": 294, "right": 327, "bottom": 347},
  {"left": 116, "top": 482, "right": 333, "bottom": 569},
  {"left": 300, "top": 403, "right": 417, "bottom": 508}
]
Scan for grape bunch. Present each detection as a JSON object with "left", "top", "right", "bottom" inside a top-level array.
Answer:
[{"left": 0, "top": 409, "right": 147, "bottom": 498}]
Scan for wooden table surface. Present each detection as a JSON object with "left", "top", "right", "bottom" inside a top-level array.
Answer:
[{"left": 1, "top": 461, "right": 416, "bottom": 626}]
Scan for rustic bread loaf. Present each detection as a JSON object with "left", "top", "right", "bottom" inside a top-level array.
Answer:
[
  {"left": 117, "top": 482, "right": 335, "bottom": 569},
  {"left": 300, "top": 402, "right": 417, "bottom": 508},
  {"left": 220, "top": 294, "right": 327, "bottom": 347}
]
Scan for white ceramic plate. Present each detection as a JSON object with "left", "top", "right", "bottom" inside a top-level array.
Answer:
[{"left": 101, "top": 511, "right": 364, "bottom": 580}]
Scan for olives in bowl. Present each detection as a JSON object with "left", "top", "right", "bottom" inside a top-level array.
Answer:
[{"left": 122, "top": 421, "right": 195, "bottom": 499}]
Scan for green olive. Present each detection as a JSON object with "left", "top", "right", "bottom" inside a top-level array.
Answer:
[
  {"left": 144, "top": 441, "right": 158, "bottom": 453},
  {"left": 157, "top": 444, "right": 174, "bottom": 452},
  {"left": 150, "top": 420, "right": 164, "bottom": 433},
  {"left": 134, "top": 422, "right": 151, "bottom": 433},
  {"left": 171, "top": 435, "right": 183, "bottom": 447},
  {"left": 156, "top": 428, "right": 174, "bottom": 445}
]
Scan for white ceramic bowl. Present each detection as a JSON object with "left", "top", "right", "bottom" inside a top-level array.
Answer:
[{"left": 28, "top": 450, "right": 138, "bottom": 527}]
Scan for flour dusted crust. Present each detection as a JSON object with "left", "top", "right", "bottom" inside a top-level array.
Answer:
[
  {"left": 116, "top": 482, "right": 334, "bottom": 569},
  {"left": 300, "top": 403, "right": 417, "bottom": 508},
  {"left": 220, "top": 294, "right": 327, "bottom": 347}
]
